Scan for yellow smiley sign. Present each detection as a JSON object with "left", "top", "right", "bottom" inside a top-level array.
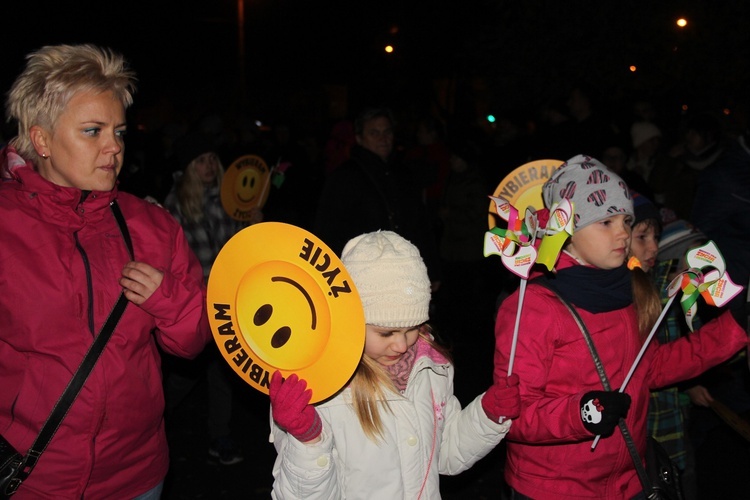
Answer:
[
  {"left": 488, "top": 159, "right": 564, "bottom": 228},
  {"left": 207, "top": 222, "right": 365, "bottom": 403},
  {"left": 221, "top": 154, "right": 272, "bottom": 221}
]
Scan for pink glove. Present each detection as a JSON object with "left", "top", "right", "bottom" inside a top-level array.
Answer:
[
  {"left": 482, "top": 373, "right": 521, "bottom": 423},
  {"left": 269, "top": 371, "right": 322, "bottom": 442}
]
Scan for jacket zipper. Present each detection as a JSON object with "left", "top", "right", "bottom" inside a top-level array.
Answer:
[{"left": 74, "top": 193, "right": 95, "bottom": 336}]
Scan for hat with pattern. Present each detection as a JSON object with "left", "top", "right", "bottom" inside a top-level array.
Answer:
[{"left": 542, "top": 154, "right": 634, "bottom": 230}]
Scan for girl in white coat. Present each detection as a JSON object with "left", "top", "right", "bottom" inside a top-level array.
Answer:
[{"left": 269, "top": 230, "right": 520, "bottom": 499}]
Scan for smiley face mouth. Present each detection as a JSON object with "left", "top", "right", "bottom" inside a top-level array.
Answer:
[
  {"left": 251, "top": 276, "right": 318, "bottom": 350},
  {"left": 271, "top": 276, "right": 317, "bottom": 330}
]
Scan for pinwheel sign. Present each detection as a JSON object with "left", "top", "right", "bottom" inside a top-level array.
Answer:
[
  {"left": 666, "top": 240, "right": 743, "bottom": 332},
  {"left": 484, "top": 196, "right": 541, "bottom": 375},
  {"left": 591, "top": 240, "right": 744, "bottom": 450},
  {"left": 535, "top": 198, "right": 575, "bottom": 271},
  {"left": 484, "top": 195, "right": 539, "bottom": 279}
]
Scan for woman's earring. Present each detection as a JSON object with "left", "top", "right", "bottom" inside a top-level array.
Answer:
[{"left": 41, "top": 153, "right": 48, "bottom": 158}]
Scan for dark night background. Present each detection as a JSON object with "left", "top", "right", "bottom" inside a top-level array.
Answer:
[
  {"left": 3, "top": 1, "right": 750, "bottom": 136},
  {"left": 3, "top": 2, "right": 750, "bottom": 498}
]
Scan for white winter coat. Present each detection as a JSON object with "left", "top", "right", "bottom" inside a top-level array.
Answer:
[{"left": 270, "top": 338, "right": 511, "bottom": 499}]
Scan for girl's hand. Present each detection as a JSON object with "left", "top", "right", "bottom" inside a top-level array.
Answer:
[
  {"left": 269, "top": 371, "right": 322, "bottom": 443},
  {"left": 482, "top": 374, "right": 521, "bottom": 423},
  {"left": 120, "top": 261, "right": 164, "bottom": 305}
]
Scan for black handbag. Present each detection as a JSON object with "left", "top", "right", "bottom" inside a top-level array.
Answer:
[
  {"left": 0, "top": 201, "right": 132, "bottom": 498},
  {"left": 534, "top": 279, "right": 684, "bottom": 500}
]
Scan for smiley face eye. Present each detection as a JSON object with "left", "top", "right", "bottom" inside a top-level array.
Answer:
[
  {"left": 271, "top": 326, "right": 292, "bottom": 348},
  {"left": 254, "top": 304, "right": 273, "bottom": 325}
]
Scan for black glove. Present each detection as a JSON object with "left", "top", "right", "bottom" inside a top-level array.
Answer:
[{"left": 580, "top": 390, "right": 631, "bottom": 436}]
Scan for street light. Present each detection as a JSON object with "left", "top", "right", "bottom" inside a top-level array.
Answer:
[{"left": 676, "top": 18, "right": 687, "bottom": 28}]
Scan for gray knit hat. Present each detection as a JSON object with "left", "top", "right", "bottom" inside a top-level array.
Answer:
[
  {"left": 341, "top": 231, "right": 431, "bottom": 328},
  {"left": 542, "top": 154, "right": 634, "bottom": 230}
]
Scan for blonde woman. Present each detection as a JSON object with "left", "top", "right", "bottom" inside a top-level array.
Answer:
[{"left": 0, "top": 44, "right": 209, "bottom": 498}]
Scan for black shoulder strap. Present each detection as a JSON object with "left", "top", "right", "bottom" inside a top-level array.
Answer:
[
  {"left": 15, "top": 200, "right": 132, "bottom": 483},
  {"left": 533, "top": 278, "right": 656, "bottom": 497}
]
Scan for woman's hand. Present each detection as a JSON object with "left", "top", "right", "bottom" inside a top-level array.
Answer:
[{"left": 120, "top": 261, "right": 164, "bottom": 304}]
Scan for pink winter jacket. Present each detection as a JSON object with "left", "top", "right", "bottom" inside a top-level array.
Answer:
[
  {"left": 0, "top": 149, "right": 210, "bottom": 498},
  {"left": 493, "top": 252, "right": 747, "bottom": 500}
]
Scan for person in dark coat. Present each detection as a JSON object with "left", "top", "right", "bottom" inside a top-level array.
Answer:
[{"left": 314, "top": 107, "right": 442, "bottom": 288}]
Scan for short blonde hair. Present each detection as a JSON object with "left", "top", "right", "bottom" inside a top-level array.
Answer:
[{"left": 5, "top": 44, "right": 137, "bottom": 161}]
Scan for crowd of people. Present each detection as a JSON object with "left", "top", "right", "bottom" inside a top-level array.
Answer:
[{"left": 1, "top": 43, "right": 749, "bottom": 499}]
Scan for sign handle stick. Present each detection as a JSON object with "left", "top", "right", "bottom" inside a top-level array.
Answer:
[
  {"left": 591, "top": 295, "right": 676, "bottom": 449},
  {"left": 507, "top": 279, "right": 528, "bottom": 376}
]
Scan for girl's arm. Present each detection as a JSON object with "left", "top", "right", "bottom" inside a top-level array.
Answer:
[
  {"left": 647, "top": 310, "right": 747, "bottom": 388},
  {"left": 493, "top": 287, "right": 592, "bottom": 444},
  {"left": 437, "top": 386, "right": 512, "bottom": 475},
  {"left": 270, "top": 423, "right": 340, "bottom": 500},
  {"left": 269, "top": 373, "right": 340, "bottom": 499}
]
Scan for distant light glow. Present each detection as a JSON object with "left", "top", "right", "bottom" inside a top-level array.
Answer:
[
  {"left": 676, "top": 18, "right": 687, "bottom": 28},
  {"left": 629, "top": 65, "right": 637, "bottom": 72},
  {"left": 385, "top": 45, "right": 394, "bottom": 53},
  {"left": 681, "top": 104, "right": 689, "bottom": 112},
  {"left": 723, "top": 108, "right": 731, "bottom": 115},
  {"left": 487, "top": 114, "right": 496, "bottom": 123}
]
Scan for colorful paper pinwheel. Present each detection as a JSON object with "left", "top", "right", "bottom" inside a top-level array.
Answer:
[
  {"left": 484, "top": 196, "right": 541, "bottom": 375},
  {"left": 592, "top": 240, "right": 744, "bottom": 450},
  {"left": 484, "top": 195, "right": 539, "bottom": 279},
  {"left": 535, "top": 198, "right": 575, "bottom": 271},
  {"left": 665, "top": 240, "right": 743, "bottom": 332}
]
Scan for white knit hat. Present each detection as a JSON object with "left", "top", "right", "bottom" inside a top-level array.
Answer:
[{"left": 341, "top": 231, "right": 431, "bottom": 328}]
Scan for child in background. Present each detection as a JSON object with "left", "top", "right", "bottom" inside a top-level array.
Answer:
[
  {"left": 163, "top": 146, "right": 263, "bottom": 465},
  {"left": 492, "top": 155, "right": 747, "bottom": 500},
  {"left": 642, "top": 216, "right": 710, "bottom": 500},
  {"left": 269, "top": 230, "right": 520, "bottom": 499}
]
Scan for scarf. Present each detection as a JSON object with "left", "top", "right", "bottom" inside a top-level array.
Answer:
[
  {"left": 539, "top": 264, "right": 632, "bottom": 313},
  {"left": 383, "top": 341, "right": 418, "bottom": 392}
]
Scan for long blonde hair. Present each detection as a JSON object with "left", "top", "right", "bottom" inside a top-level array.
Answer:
[
  {"left": 176, "top": 152, "right": 224, "bottom": 224},
  {"left": 630, "top": 267, "right": 662, "bottom": 338},
  {"left": 349, "top": 327, "right": 451, "bottom": 442}
]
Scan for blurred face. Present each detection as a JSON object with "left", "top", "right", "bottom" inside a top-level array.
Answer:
[
  {"left": 194, "top": 153, "right": 220, "bottom": 186},
  {"left": 601, "top": 146, "right": 627, "bottom": 173},
  {"left": 449, "top": 154, "right": 468, "bottom": 173},
  {"left": 33, "top": 90, "right": 126, "bottom": 191},
  {"left": 567, "top": 214, "right": 632, "bottom": 270},
  {"left": 364, "top": 324, "right": 420, "bottom": 366},
  {"left": 630, "top": 221, "right": 659, "bottom": 272},
  {"left": 357, "top": 116, "right": 394, "bottom": 162},
  {"left": 685, "top": 129, "right": 709, "bottom": 155}
]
